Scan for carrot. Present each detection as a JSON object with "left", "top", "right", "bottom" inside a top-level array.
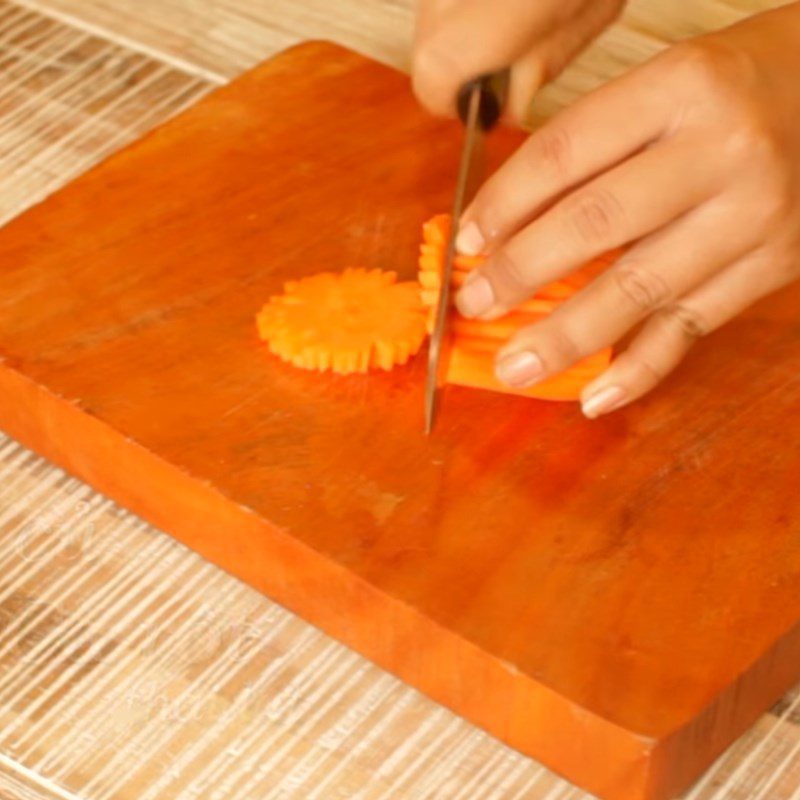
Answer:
[
  {"left": 256, "top": 267, "right": 427, "bottom": 374},
  {"left": 451, "top": 309, "right": 552, "bottom": 340},
  {"left": 419, "top": 213, "right": 616, "bottom": 400}
]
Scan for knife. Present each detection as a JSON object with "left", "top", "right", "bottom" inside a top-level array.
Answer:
[{"left": 424, "top": 71, "right": 509, "bottom": 435}]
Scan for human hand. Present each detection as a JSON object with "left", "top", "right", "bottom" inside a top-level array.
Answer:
[
  {"left": 413, "top": 0, "right": 626, "bottom": 123},
  {"left": 452, "top": 3, "right": 800, "bottom": 417}
]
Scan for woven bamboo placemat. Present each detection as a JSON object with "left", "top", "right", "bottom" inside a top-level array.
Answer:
[{"left": 0, "top": 2, "right": 798, "bottom": 798}]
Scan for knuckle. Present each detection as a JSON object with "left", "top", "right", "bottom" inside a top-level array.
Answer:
[
  {"left": 659, "top": 303, "right": 710, "bottom": 340},
  {"left": 533, "top": 126, "right": 573, "bottom": 180},
  {"left": 670, "top": 39, "right": 754, "bottom": 95},
  {"left": 724, "top": 126, "right": 791, "bottom": 230},
  {"left": 540, "top": 323, "right": 583, "bottom": 370},
  {"left": 671, "top": 41, "right": 720, "bottom": 85},
  {"left": 725, "top": 113, "right": 782, "bottom": 166},
  {"left": 567, "top": 189, "right": 624, "bottom": 245},
  {"left": 633, "top": 355, "right": 669, "bottom": 384},
  {"left": 613, "top": 267, "right": 672, "bottom": 313},
  {"left": 489, "top": 248, "right": 532, "bottom": 296}
]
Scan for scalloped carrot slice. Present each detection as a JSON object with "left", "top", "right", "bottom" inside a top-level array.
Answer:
[{"left": 256, "top": 267, "right": 427, "bottom": 374}]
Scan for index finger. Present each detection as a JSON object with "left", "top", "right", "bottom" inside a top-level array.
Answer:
[{"left": 457, "top": 56, "right": 672, "bottom": 257}]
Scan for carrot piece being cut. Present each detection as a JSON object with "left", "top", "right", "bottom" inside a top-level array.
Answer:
[
  {"left": 419, "top": 213, "right": 616, "bottom": 400},
  {"left": 256, "top": 267, "right": 427, "bottom": 374}
]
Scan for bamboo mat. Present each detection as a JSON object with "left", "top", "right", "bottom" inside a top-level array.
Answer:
[{"left": 0, "top": 1, "right": 799, "bottom": 798}]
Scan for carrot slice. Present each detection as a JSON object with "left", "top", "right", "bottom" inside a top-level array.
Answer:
[
  {"left": 419, "top": 213, "right": 615, "bottom": 399},
  {"left": 451, "top": 309, "right": 552, "bottom": 340},
  {"left": 256, "top": 267, "right": 427, "bottom": 374}
]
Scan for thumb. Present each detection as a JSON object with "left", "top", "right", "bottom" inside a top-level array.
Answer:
[
  {"left": 504, "top": 3, "right": 627, "bottom": 125},
  {"left": 504, "top": 51, "right": 549, "bottom": 125}
]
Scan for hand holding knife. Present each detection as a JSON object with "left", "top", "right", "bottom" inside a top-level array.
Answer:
[{"left": 424, "top": 71, "right": 510, "bottom": 435}]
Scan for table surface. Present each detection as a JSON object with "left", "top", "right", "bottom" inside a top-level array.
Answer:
[{"left": 0, "top": 2, "right": 798, "bottom": 799}]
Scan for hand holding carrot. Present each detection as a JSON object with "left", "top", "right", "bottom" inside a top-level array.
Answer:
[{"left": 414, "top": 2, "right": 800, "bottom": 417}]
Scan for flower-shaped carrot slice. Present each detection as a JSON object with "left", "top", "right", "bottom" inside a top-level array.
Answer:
[{"left": 257, "top": 267, "right": 427, "bottom": 374}]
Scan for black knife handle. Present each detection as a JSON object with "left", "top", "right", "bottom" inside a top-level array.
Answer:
[{"left": 456, "top": 70, "right": 510, "bottom": 131}]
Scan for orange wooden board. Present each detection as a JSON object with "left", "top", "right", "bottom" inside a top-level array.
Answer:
[{"left": 1, "top": 41, "right": 800, "bottom": 800}]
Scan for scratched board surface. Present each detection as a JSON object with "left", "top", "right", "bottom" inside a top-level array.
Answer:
[{"left": 2, "top": 29, "right": 800, "bottom": 800}]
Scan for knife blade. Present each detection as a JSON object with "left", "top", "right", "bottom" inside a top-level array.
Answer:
[{"left": 424, "top": 73, "right": 508, "bottom": 435}]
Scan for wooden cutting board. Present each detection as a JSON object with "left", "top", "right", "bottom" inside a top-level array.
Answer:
[{"left": 1, "top": 40, "right": 800, "bottom": 800}]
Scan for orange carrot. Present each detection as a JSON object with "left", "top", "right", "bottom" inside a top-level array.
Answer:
[
  {"left": 418, "top": 213, "right": 616, "bottom": 400},
  {"left": 256, "top": 267, "right": 427, "bottom": 374}
]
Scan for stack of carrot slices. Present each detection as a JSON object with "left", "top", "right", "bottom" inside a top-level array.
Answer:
[
  {"left": 255, "top": 215, "right": 616, "bottom": 401},
  {"left": 419, "top": 214, "right": 616, "bottom": 401}
]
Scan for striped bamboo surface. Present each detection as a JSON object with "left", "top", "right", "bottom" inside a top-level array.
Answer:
[{"left": 0, "top": 1, "right": 798, "bottom": 798}]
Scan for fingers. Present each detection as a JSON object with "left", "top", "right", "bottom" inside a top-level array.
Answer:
[
  {"left": 579, "top": 304, "right": 702, "bottom": 418},
  {"left": 414, "top": 0, "right": 459, "bottom": 43},
  {"left": 505, "top": 51, "right": 548, "bottom": 124},
  {"left": 458, "top": 59, "right": 671, "bottom": 256},
  {"left": 502, "top": 0, "right": 627, "bottom": 124},
  {"left": 412, "top": 0, "right": 559, "bottom": 117},
  {"left": 456, "top": 138, "right": 720, "bottom": 319},
  {"left": 580, "top": 247, "right": 789, "bottom": 418},
  {"left": 413, "top": 1, "right": 626, "bottom": 121},
  {"left": 489, "top": 198, "right": 754, "bottom": 390}
]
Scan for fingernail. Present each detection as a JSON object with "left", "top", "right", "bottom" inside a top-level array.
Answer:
[
  {"left": 496, "top": 351, "right": 544, "bottom": 387},
  {"left": 455, "top": 273, "right": 495, "bottom": 318},
  {"left": 582, "top": 385, "right": 627, "bottom": 419},
  {"left": 456, "top": 221, "right": 485, "bottom": 256}
]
